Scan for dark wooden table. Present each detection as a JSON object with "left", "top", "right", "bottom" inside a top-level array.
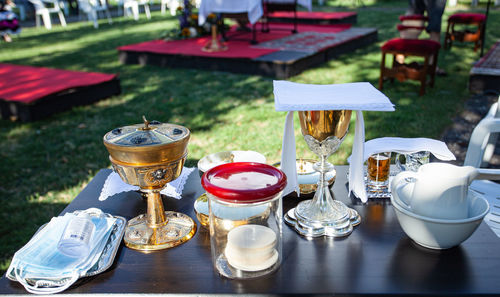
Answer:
[{"left": 2, "top": 166, "right": 500, "bottom": 296}]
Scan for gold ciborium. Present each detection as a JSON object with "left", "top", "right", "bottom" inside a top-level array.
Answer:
[
  {"left": 286, "top": 110, "right": 360, "bottom": 237},
  {"left": 103, "top": 116, "right": 196, "bottom": 251}
]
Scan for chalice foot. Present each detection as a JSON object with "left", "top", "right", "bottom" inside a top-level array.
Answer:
[
  {"left": 285, "top": 204, "right": 360, "bottom": 238},
  {"left": 290, "top": 163, "right": 358, "bottom": 237},
  {"left": 124, "top": 191, "right": 196, "bottom": 251},
  {"left": 124, "top": 211, "right": 196, "bottom": 251}
]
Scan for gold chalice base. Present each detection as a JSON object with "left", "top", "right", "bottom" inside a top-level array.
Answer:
[
  {"left": 202, "top": 40, "right": 228, "bottom": 52},
  {"left": 124, "top": 211, "right": 196, "bottom": 251}
]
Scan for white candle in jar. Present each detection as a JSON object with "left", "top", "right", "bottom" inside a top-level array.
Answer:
[{"left": 225, "top": 224, "right": 278, "bottom": 272}]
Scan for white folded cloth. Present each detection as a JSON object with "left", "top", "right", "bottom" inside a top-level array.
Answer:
[
  {"left": 351, "top": 137, "right": 456, "bottom": 162},
  {"left": 274, "top": 81, "right": 395, "bottom": 203},
  {"left": 98, "top": 167, "right": 195, "bottom": 201},
  {"left": 198, "top": 0, "right": 263, "bottom": 25}
]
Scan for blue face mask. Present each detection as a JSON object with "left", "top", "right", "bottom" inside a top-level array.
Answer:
[{"left": 7, "top": 208, "right": 118, "bottom": 294}]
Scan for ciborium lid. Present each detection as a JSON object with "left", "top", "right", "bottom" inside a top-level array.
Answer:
[{"left": 103, "top": 116, "right": 190, "bottom": 165}]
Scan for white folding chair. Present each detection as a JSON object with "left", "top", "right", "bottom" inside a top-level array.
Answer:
[
  {"left": 161, "top": 0, "right": 200, "bottom": 15},
  {"left": 464, "top": 96, "right": 500, "bottom": 168},
  {"left": 78, "top": 0, "right": 112, "bottom": 28},
  {"left": 161, "top": 0, "right": 178, "bottom": 15},
  {"left": 121, "top": 0, "right": 150, "bottom": 20},
  {"left": 465, "top": 96, "right": 500, "bottom": 236},
  {"left": 28, "top": 0, "right": 67, "bottom": 29}
]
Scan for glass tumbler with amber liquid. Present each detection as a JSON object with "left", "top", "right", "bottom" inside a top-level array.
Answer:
[{"left": 366, "top": 152, "right": 391, "bottom": 192}]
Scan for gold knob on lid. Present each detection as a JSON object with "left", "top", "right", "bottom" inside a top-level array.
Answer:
[{"left": 142, "top": 115, "right": 150, "bottom": 131}]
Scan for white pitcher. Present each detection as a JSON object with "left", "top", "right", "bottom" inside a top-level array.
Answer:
[{"left": 391, "top": 163, "right": 486, "bottom": 219}]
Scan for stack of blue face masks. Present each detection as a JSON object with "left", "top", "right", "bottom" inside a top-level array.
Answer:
[{"left": 7, "top": 208, "right": 118, "bottom": 294}]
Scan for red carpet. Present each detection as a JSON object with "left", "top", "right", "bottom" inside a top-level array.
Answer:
[
  {"left": 268, "top": 11, "right": 356, "bottom": 20},
  {"left": 472, "top": 40, "right": 500, "bottom": 71},
  {"left": 469, "top": 41, "right": 500, "bottom": 94},
  {"left": 0, "top": 64, "right": 121, "bottom": 121},
  {"left": 118, "top": 32, "right": 282, "bottom": 59},
  {"left": 118, "top": 23, "right": 376, "bottom": 79},
  {"left": 0, "top": 64, "right": 118, "bottom": 104},
  {"left": 118, "top": 23, "right": 351, "bottom": 59}
]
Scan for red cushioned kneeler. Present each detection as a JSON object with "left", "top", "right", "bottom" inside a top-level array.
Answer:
[
  {"left": 449, "top": 13, "right": 486, "bottom": 23},
  {"left": 396, "top": 24, "right": 426, "bottom": 32},
  {"left": 399, "top": 15, "right": 429, "bottom": 22},
  {"left": 445, "top": 13, "right": 485, "bottom": 52},
  {"left": 379, "top": 38, "right": 440, "bottom": 96},
  {"left": 0, "top": 64, "right": 121, "bottom": 122}
]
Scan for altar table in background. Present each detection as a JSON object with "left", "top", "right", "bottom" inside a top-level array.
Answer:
[
  {"left": 198, "top": 0, "right": 264, "bottom": 25},
  {"left": 1, "top": 166, "right": 500, "bottom": 295},
  {"left": 198, "top": 0, "right": 312, "bottom": 25}
]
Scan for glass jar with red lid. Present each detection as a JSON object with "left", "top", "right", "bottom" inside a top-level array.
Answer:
[{"left": 201, "top": 162, "right": 287, "bottom": 279}]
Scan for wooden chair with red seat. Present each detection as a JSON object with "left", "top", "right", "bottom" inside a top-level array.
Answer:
[
  {"left": 444, "top": 13, "right": 486, "bottom": 52},
  {"left": 379, "top": 38, "right": 441, "bottom": 96}
]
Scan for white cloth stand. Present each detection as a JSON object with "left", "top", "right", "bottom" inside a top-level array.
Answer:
[{"left": 274, "top": 81, "right": 395, "bottom": 203}]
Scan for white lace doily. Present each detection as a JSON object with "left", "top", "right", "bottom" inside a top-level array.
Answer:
[{"left": 99, "top": 167, "right": 195, "bottom": 201}]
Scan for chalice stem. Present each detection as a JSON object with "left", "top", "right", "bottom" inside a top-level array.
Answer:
[
  {"left": 312, "top": 155, "right": 335, "bottom": 214},
  {"left": 211, "top": 24, "right": 217, "bottom": 43},
  {"left": 146, "top": 191, "right": 168, "bottom": 228}
]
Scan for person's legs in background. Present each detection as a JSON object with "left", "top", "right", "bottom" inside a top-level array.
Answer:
[
  {"left": 425, "top": 0, "right": 447, "bottom": 75},
  {"left": 425, "top": 0, "right": 447, "bottom": 43},
  {"left": 396, "top": 0, "right": 427, "bottom": 63},
  {"left": 398, "top": 0, "right": 447, "bottom": 74},
  {"left": 407, "top": 0, "right": 426, "bottom": 21}
]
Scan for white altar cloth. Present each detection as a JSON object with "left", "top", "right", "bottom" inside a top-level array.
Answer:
[{"left": 198, "top": 0, "right": 263, "bottom": 25}]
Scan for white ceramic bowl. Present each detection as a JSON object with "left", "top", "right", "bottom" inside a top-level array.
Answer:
[
  {"left": 390, "top": 190, "right": 489, "bottom": 249},
  {"left": 197, "top": 150, "right": 267, "bottom": 176}
]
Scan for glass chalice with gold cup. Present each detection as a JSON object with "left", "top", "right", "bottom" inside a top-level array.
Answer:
[{"left": 286, "top": 110, "right": 360, "bottom": 237}]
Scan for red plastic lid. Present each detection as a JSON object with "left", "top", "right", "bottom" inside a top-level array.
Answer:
[{"left": 201, "top": 162, "right": 287, "bottom": 203}]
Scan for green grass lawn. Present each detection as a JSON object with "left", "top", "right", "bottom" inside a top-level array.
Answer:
[{"left": 0, "top": 0, "right": 498, "bottom": 274}]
